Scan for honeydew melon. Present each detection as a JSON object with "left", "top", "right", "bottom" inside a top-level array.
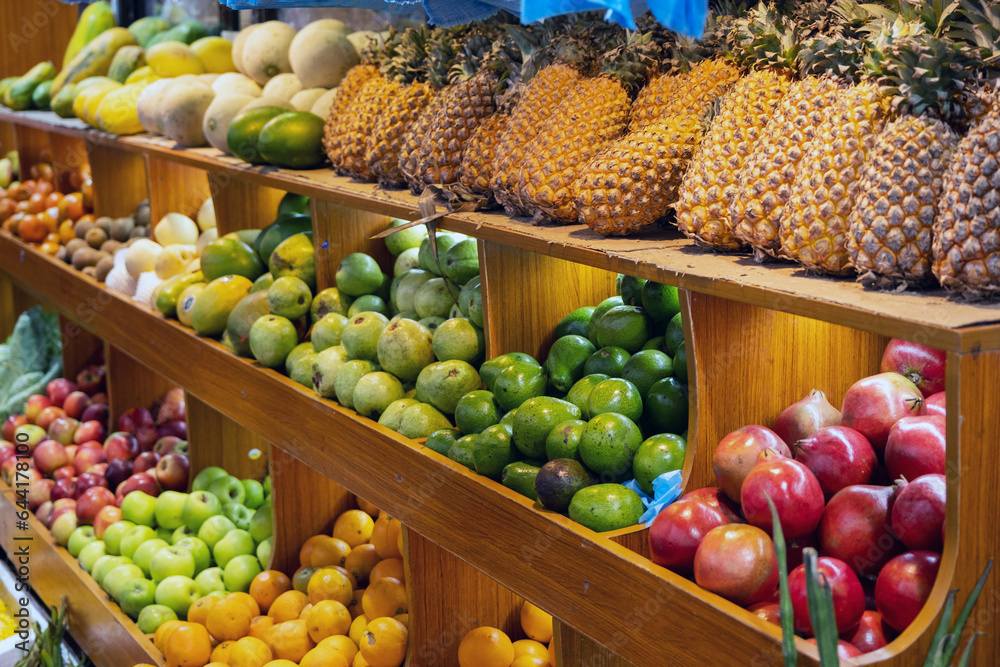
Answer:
[
  {"left": 136, "top": 78, "right": 175, "bottom": 133},
  {"left": 203, "top": 93, "right": 257, "bottom": 153},
  {"left": 231, "top": 23, "right": 261, "bottom": 76},
  {"left": 290, "top": 23, "right": 359, "bottom": 89},
  {"left": 261, "top": 73, "right": 302, "bottom": 101},
  {"left": 240, "top": 21, "right": 296, "bottom": 86},
  {"left": 212, "top": 72, "right": 261, "bottom": 97},
  {"left": 310, "top": 88, "right": 338, "bottom": 117},
  {"left": 159, "top": 81, "right": 215, "bottom": 146},
  {"left": 291, "top": 88, "right": 326, "bottom": 111}
]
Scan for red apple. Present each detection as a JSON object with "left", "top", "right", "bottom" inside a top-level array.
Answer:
[
  {"left": 25, "top": 394, "right": 52, "bottom": 422},
  {"left": 133, "top": 451, "right": 160, "bottom": 474},
  {"left": 64, "top": 444, "right": 78, "bottom": 463},
  {"left": 61, "top": 391, "right": 92, "bottom": 419},
  {"left": 79, "top": 403, "right": 109, "bottom": 426},
  {"left": 52, "top": 465, "right": 76, "bottom": 481},
  {"left": 75, "top": 365, "right": 106, "bottom": 395},
  {"left": 92, "top": 504, "right": 122, "bottom": 538},
  {"left": 153, "top": 436, "right": 184, "bottom": 456},
  {"left": 35, "top": 501, "right": 53, "bottom": 527},
  {"left": 27, "top": 478, "right": 54, "bottom": 511},
  {"left": 76, "top": 486, "right": 116, "bottom": 525},
  {"left": 35, "top": 406, "right": 66, "bottom": 431},
  {"left": 136, "top": 421, "right": 160, "bottom": 452},
  {"left": 32, "top": 439, "right": 69, "bottom": 474},
  {"left": 156, "top": 420, "right": 187, "bottom": 441},
  {"left": 50, "top": 497, "right": 77, "bottom": 524},
  {"left": 118, "top": 407, "right": 153, "bottom": 435},
  {"left": 46, "top": 378, "right": 79, "bottom": 407},
  {"left": 73, "top": 445, "right": 105, "bottom": 475},
  {"left": 0, "top": 441, "right": 15, "bottom": 464},
  {"left": 155, "top": 453, "right": 189, "bottom": 492},
  {"left": 880, "top": 339, "right": 946, "bottom": 397},
  {"left": 0, "top": 457, "right": 17, "bottom": 485},
  {"left": 115, "top": 472, "right": 160, "bottom": 503},
  {"left": 157, "top": 388, "right": 187, "bottom": 423},
  {"left": 46, "top": 417, "right": 80, "bottom": 446},
  {"left": 87, "top": 462, "right": 108, "bottom": 476},
  {"left": 104, "top": 431, "right": 139, "bottom": 462},
  {"left": 73, "top": 471, "right": 108, "bottom": 498},
  {"left": 3, "top": 414, "right": 28, "bottom": 441},
  {"left": 50, "top": 477, "right": 77, "bottom": 501},
  {"left": 91, "top": 392, "right": 108, "bottom": 405},
  {"left": 73, "top": 420, "right": 106, "bottom": 446},
  {"left": 104, "top": 458, "right": 133, "bottom": 489}
]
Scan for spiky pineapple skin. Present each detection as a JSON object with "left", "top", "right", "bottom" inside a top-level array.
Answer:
[
  {"left": 675, "top": 70, "right": 792, "bottom": 250},
  {"left": 779, "top": 82, "right": 889, "bottom": 275},
  {"left": 732, "top": 76, "right": 844, "bottom": 258},
  {"left": 367, "top": 81, "right": 435, "bottom": 187},
  {"left": 328, "top": 76, "right": 389, "bottom": 180},
  {"left": 848, "top": 115, "right": 957, "bottom": 285},
  {"left": 629, "top": 59, "right": 740, "bottom": 131},
  {"left": 459, "top": 112, "right": 509, "bottom": 193},
  {"left": 323, "top": 65, "right": 381, "bottom": 169},
  {"left": 517, "top": 77, "right": 630, "bottom": 223},
  {"left": 491, "top": 64, "right": 581, "bottom": 214},
  {"left": 932, "top": 108, "right": 1000, "bottom": 294},
  {"left": 400, "top": 92, "right": 448, "bottom": 193},
  {"left": 575, "top": 115, "right": 705, "bottom": 236}
]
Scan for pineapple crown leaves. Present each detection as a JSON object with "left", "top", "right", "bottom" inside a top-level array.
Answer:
[
  {"left": 425, "top": 26, "right": 461, "bottom": 89},
  {"left": 861, "top": 15, "right": 929, "bottom": 79},
  {"left": 730, "top": 2, "right": 803, "bottom": 72},
  {"left": 951, "top": 0, "right": 1000, "bottom": 77},
  {"left": 599, "top": 30, "right": 663, "bottom": 95},
  {"left": 381, "top": 26, "right": 430, "bottom": 84},
  {"left": 799, "top": 35, "right": 866, "bottom": 79},
  {"left": 449, "top": 26, "right": 497, "bottom": 82},
  {"left": 875, "top": 33, "right": 980, "bottom": 119}
]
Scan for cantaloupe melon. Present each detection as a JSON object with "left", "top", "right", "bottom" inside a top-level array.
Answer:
[
  {"left": 291, "top": 88, "right": 326, "bottom": 112},
  {"left": 231, "top": 23, "right": 260, "bottom": 76},
  {"left": 240, "top": 21, "right": 297, "bottom": 86},
  {"left": 136, "top": 77, "right": 174, "bottom": 134},
  {"left": 290, "top": 23, "right": 360, "bottom": 89},
  {"left": 160, "top": 81, "right": 215, "bottom": 146},
  {"left": 239, "top": 96, "right": 294, "bottom": 113},
  {"left": 310, "top": 88, "right": 338, "bottom": 118},
  {"left": 203, "top": 93, "right": 257, "bottom": 154},
  {"left": 261, "top": 73, "right": 302, "bottom": 101},
  {"left": 212, "top": 72, "right": 261, "bottom": 97}
]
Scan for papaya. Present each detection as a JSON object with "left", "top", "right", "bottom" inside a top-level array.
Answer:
[
  {"left": 127, "top": 16, "right": 171, "bottom": 48},
  {"left": 51, "top": 27, "right": 137, "bottom": 98},
  {"left": 31, "top": 80, "right": 53, "bottom": 110},
  {"left": 51, "top": 83, "right": 78, "bottom": 118},
  {"left": 255, "top": 213, "right": 311, "bottom": 263},
  {"left": 107, "top": 46, "right": 146, "bottom": 83},
  {"left": 147, "top": 20, "right": 208, "bottom": 47},
  {"left": 95, "top": 82, "right": 147, "bottom": 135},
  {"left": 4, "top": 62, "right": 56, "bottom": 111},
  {"left": 63, "top": 1, "right": 116, "bottom": 69},
  {"left": 0, "top": 78, "right": 17, "bottom": 103}
]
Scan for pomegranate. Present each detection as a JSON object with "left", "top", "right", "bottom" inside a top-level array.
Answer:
[
  {"left": 841, "top": 372, "right": 923, "bottom": 453},
  {"left": 880, "top": 338, "right": 946, "bottom": 397},
  {"left": 922, "top": 391, "right": 946, "bottom": 417},
  {"left": 648, "top": 499, "right": 730, "bottom": 574},
  {"left": 794, "top": 426, "right": 877, "bottom": 498},
  {"left": 891, "top": 474, "right": 945, "bottom": 551},
  {"left": 789, "top": 556, "right": 865, "bottom": 635},
  {"left": 747, "top": 602, "right": 781, "bottom": 625},
  {"left": 680, "top": 487, "right": 743, "bottom": 523},
  {"left": 819, "top": 483, "right": 901, "bottom": 577},
  {"left": 712, "top": 425, "right": 791, "bottom": 502},
  {"left": 741, "top": 450, "right": 825, "bottom": 540},
  {"left": 772, "top": 389, "right": 842, "bottom": 445},
  {"left": 884, "top": 415, "right": 946, "bottom": 480},
  {"left": 845, "top": 610, "right": 891, "bottom": 654},
  {"left": 875, "top": 551, "right": 941, "bottom": 632},
  {"left": 805, "top": 639, "right": 863, "bottom": 658},
  {"left": 694, "top": 524, "right": 779, "bottom": 607}
]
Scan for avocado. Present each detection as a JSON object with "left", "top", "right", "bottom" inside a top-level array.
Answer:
[
  {"left": 545, "top": 419, "right": 586, "bottom": 461},
  {"left": 201, "top": 237, "right": 264, "bottom": 282},
  {"left": 501, "top": 460, "right": 544, "bottom": 501},
  {"left": 480, "top": 353, "right": 540, "bottom": 390},
  {"left": 544, "top": 334, "right": 597, "bottom": 394},
  {"left": 256, "top": 213, "right": 311, "bottom": 262},
  {"left": 226, "top": 291, "right": 271, "bottom": 357},
  {"left": 447, "top": 434, "right": 478, "bottom": 470},
  {"left": 424, "top": 428, "right": 461, "bottom": 456},
  {"left": 568, "top": 483, "right": 645, "bottom": 532},
  {"left": 535, "top": 458, "right": 592, "bottom": 514},
  {"left": 472, "top": 423, "right": 518, "bottom": 481},
  {"left": 510, "top": 396, "right": 582, "bottom": 459},
  {"left": 493, "top": 362, "right": 548, "bottom": 413},
  {"left": 189, "top": 275, "right": 253, "bottom": 337}
]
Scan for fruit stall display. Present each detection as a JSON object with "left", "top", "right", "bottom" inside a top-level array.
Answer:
[{"left": 1, "top": 5, "right": 1000, "bottom": 667}]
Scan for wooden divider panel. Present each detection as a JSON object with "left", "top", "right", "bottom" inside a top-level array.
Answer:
[
  {"left": 0, "top": 121, "right": 14, "bottom": 155},
  {"left": 207, "top": 173, "right": 285, "bottom": 235},
  {"left": 311, "top": 199, "right": 394, "bottom": 291},
  {"left": 0, "top": 274, "right": 38, "bottom": 340},
  {"left": 105, "top": 345, "right": 178, "bottom": 433},
  {"left": 185, "top": 393, "right": 269, "bottom": 482},
  {"left": 145, "top": 155, "right": 211, "bottom": 224},
  {"left": 58, "top": 314, "right": 103, "bottom": 379},
  {"left": 0, "top": 3, "right": 77, "bottom": 78},
  {"left": 88, "top": 143, "right": 149, "bottom": 218},
  {"left": 13, "top": 124, "right": 51, "bottom": 175},
  {"left": 554, "top": 619, "right": 639, "bottom": 667},
  {"left": 46, "top": 132, "right": 87, "bottom": 194}
]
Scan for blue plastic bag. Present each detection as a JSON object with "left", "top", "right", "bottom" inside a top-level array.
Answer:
[
  {"left": 622, "top": 469, "right": 684, "bottom": 526},
  {"left": 522, "top": 0, "right": 707, "bottom": 35}
]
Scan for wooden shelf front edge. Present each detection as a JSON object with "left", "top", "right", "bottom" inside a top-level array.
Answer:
[
  {"left": 0, "top": 234, "right": 817, "bottom": 667},
  {"left": 3, "top": 109, "right": 999, "bottom": 353},
  {"left": 0, "top": 487, "right": 165, "bottom": 666}
]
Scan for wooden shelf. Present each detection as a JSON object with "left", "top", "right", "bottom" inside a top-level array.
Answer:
[{"left": 2, "top": 108, "right": 998, "bottom": 354}]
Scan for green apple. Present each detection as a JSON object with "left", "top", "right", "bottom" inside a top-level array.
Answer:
[
  {"left": 263, "top": 475, "right": 271, "bottom": 497},
  {"left": 208, "top": 475, "right": 246, "bottom": 506},
  {"left": 154, "top": 575, "right": 200, "bottom": 618},
  {"left": 119, "top": 577, "right": 157, "bottom": 618},
  {"left": 67, "top": 526, "right": 98, "bottom": 557},
  {"left": 92, "top": 555, "right": 130, "bottom": 587},
  {"left": 133, "top": 538, "right": 170, "bottom": 577},
  {"left": 136, "top": 604, "right": 177, "bottom": 634},
  {"left": 223, "top": 554, "right": 262, "bottom": 593},
  {"left": 78, "top": 540, "right": 107, "bottom": 572},
  {"left": 181, "top": 490, "right": 223, "bottom": 532},
  {"left": 156, "top": 527, "right": 173, "bottom": 542},
  {"left": 171, "top": 525, "right": 196, "bottom": 544},
  {"left": 197, "top": 514, "right": 236, "bottom": 550},
  {"left": 241, "top": 479, "right": 265, "bottom": 510},
  {"left": 150, "top": 545, "right": 196, "bottom": 583},
  {"left": 249, "top": 503, "right": 273, "bottom": 543},
  {"left": 191, "top": 466, "right": 229, "bottom": 492},
  {"left": 194, "top": 567, "right": 226, "bottom": 597},
  {"left": 154, "top": 491, "right": 189, "bottom": 530},
  {"left": 222, "top": 502, "right": 253, "bottom": 531},
  {"left": 212, "top": 528, "right": 255, "bottom": 569},
  {"left": 256, "top": 537, "right": 273, "bottom": 567},
  {"left": 103, "top": 563, "right": 145, "bottom": 600},
  {"left": 120, "top": 491, "right": 158, "bottom": 527},
  {"left": 103, "top": 520, "right": 137, "bottom": 555},
  {"left": 175, "top": 536, "right": 211, "bottom": 574},
  {"left": 120, "top": 525, "right": 158, "bottom": 560}
]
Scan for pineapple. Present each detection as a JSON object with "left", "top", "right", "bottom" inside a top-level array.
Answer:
[
  {"left": 575, "top": 115, "right": 706, "bottom": 236},
  {"left": 458, "top": 112, "right": 509, "bottom": 194},
  {"left": 321, "top": 64, "right": 381, "bottom": 170},
  {"left": 847, "top": 34, "right": 973, "bottom": 287},
  {"left": 516, "top": 31, "right": 661, "bottom": 224},
  {"left": 629, "top": 59, "right": 741, "bottom": 131}
]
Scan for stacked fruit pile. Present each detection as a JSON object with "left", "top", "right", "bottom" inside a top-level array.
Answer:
[
  {"left": 0, "top": 159, "right": 95, "bottom": 255},
  {"left": 648, "top": 337, "right": 947, "bottom": 655},
  {"left": 456, "top": 600, "right": 556, "bottom": 667}
]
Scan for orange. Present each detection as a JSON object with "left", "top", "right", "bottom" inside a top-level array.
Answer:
[
  {"left": 305, "top": 599, "right": 352, "bottom": 642},
  {"left": 308, "top": 567, "right": 354, "bottom": 606},
  {"left": 360, "top": 617, "right": 407, "bottom": 667},
  {"left": 395, "top": 530, "right": 403, "bottom": 560},
  {"left": 513, "top": 639, "right": 549, "bottom": 659},
  {"left": 187, "top": 594, "right": 221, "bottom": 625},
  {"left": 162, "top": 621, "right": 213, "bottom": 667},
  {"left": 520, "top": 601, "right": 553, "bottom": 643},
  {"left": 248, "top": 614, "right": 275, "bottom": 639},
  {"left": 318, "top": 634, "right": 359, "bottom": 663},
  {"left": 229, "top": 591, "right": 262, "bottom": 617},
  {"left": 250, "top": 570, "right": 292, "bottom": 614},
  {"left": 210, "top": 640, "right": 234, "bottom": 664},
  {"left": 348, "top": 588, "right": 366, "bottom": 619},
  {"left": 310, "top": 536, "right": 352, "bottom": 568},
  {"left": 332, "top": 565, "right": 359, "bottom": 590},
  {"left": 154, "top": 620, "right": 185, "bottom": 652},
  {"left": 548, "top": 641, "right": 556, "bottom": 666},
  {"left": 348, "top": 614, "right": 369, "bottom": 647},
  {"left": 299, "top": 534, "right": 327, "bottom": 568},
  {"left": 298, "top": 602, "right": 314, "bottom": 620},
  {"left": 333, "top": 510, "right": 375, "bottom": 548},
  {"left": 293, "top": 565, "right": 319, "bottom": 593},
  {"left": 344, "top": 544, "right": 381, "bottom": 585},
  {"left": 268, "top": 590, "right": 310, "bottom": 623},
  {"left": 356, "top": 497, "right": 381, "bottom": 518},
  {"left": 361, "top": 578, "right": 407, "bottom": 619},
  {"left": 393, "top": 613, "right": 409, "bottom": 628},
  {"left": 512, "top": 657, "right": 548, "bottom": 667},
  {"left": 58, "top": 219, "right": 75, "bottom": 243},
  {"left": 262, "top": 661, "right": 298, "bottom": 667},
  {"left": 369, "top": 516, "right": 402, "bottom": 559},
  {"left": 300, "top": 644, "right": 350, "bottom": 667},
  {"left": 207, "top": 593, "right": 255, "bottom": 642},
  {"left": 458, "top": 627, "right": 515, "bottom": 667},
  {"left": 264, "top": 619, "right": 315, "bottom": 662},
  {"left": 205, "top": 663, "right": 229, "bottom": 667},
  {"left": 354, "top": 653, "right": 371, "bottom": 667},
  {"left": 369, "top": 559, "right": 405, "bottom": 585},
  {"left": 229, "top": 635, "right": 273, "bottom": 667}
]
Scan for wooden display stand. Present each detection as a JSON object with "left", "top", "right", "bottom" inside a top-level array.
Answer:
[{"left": 1, "top": 98, "right": 999, "bottom": 667}]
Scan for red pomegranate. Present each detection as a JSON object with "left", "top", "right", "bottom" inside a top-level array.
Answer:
[
  {"left": 875, "top": 551, "right": 941, "bottom": 632},
  {"left": 772, "top": 389, "right": 842, "bottom": 445},
  {"left": 880, "top": 338, "right": 947, "bottom": 397},
  {"left": 680, "top": 487, "right": 743, "bottom": 523},
  {"left": 713, "top": 425, "right": 791, "bottom": 502},
  {"left": 805, "top": 639, "right": 863, "bottom": 658},
  {"left": 819, "top": 483, "right": 902, "bottom": 577},
  {"left": 694, "top": 524, "right": 779, "bottom": 607},
  {"left": 891, "top": 474, "right": 946, "bottom": 552},
  {"left": 794, "top": 426, "right": 877, "bottom": 498},
  {"left": 922, "top": 391, "right": 946, "bottom": 417},
  {"left": 741, "top": 450, "right": 825, "bottom": 540},
  {"left": 841, "top": 372, "right": 923, "bottom": 453},
  {"left": 648, "top": 499, "right": 730, "bottom": 574},
  {"left": 845, "top": 610, "right": 891, "bottom": 654},
  {"left": 789, "top": 556, "right": 865, "bottom": 635},
  {"left": 747, "top": 602, "right": 781, "bottom": 625},
  {"left": 884, "top": 415, "right": 946, "bottom": 480}
]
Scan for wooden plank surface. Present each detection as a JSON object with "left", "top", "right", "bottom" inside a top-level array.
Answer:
[
  {"left": 0, "top": 2, "right": 77, "bottom": 78},
  {"left": 185, "top": 394, "right": 270, "bottom": 482},
  {"left": 88, "top": 143, "right": 148, "bottom": 218},
  {"left": 105, "top": 345, "right": 177, "bottom": 437}
]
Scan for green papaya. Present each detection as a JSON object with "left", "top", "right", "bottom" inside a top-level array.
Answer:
[
  {"left": 127, "top": 16, "right": 171, "bottom": 48},
  {"left": 107, "top": 46, "right": 146, "bottom": 83},
  {"left": 31, "top": 80, "right": 53, "bottom": 110},
  {"left": 5, "top": 62, "right": 56, "bottom": 111},
  {"left": 147, "top": 20, "right": 208, "bottom": 47}
]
